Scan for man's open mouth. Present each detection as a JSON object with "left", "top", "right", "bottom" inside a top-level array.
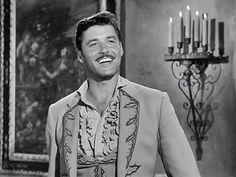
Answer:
[{"left": 98, "top": 57, "right": 113, "bottom": 64}]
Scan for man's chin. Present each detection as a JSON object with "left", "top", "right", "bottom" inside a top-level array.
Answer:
[
  {"left": 94, "top": 72, "right": 118, "bottom": 81},
  {"left": 99, "top": 74, "right": 115, "bottom": 81}
]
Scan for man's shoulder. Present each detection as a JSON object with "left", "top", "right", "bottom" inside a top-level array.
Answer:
[
  {"left": 134, "top": 81, "right": 163, "bottom": 93},
  {"left": 49, "top": 90, "right": 79, "bottom": 110},
  {"left": 123, "top": 78, "right": 165, "bottom": 97}
]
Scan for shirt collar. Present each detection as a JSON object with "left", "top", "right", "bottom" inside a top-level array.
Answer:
[{"left": 77, "top": 75, "right": 126, "bottom": 104}]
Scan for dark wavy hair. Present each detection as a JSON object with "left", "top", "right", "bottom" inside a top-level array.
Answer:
[{"left": 75, "top": 11, "right": 121, "bottom": 51}]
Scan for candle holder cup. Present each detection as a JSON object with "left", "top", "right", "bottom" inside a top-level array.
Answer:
[
  {"left": 185, "top": 38, "right": 191, "bottom": 45},
  {"left": 168, "top": 47, "right": 174, "bottom": 54},
  {"left": 202, "top": 45, "right": 208, "bottom": 52},
  {"left": 194, "top": 41, "right": 200, "bottom": 50},
  {"left": 177, "top": 42, "right": 183, "bottom": 50},
  {"left": 177, "top": 42, "right": 183, "bottom": 53},
  {"left": 219, "top": 48, "right": 224, "bottom": 57}
]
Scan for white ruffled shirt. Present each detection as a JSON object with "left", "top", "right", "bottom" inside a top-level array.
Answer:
[{"left": 77, "top": 78, "right": 124, "bottom": 161}]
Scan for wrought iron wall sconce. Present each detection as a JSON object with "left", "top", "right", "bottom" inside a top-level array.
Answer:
[
  {"left": 165, "top": 46, "right": 228, "bottom": 160},
  {"left": 165, "top": 7, "right": 229, "bottom": 160}
]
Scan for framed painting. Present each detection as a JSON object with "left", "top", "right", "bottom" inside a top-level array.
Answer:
[{"left": 0, "top": 0, "right": 124, "bottom": 176}]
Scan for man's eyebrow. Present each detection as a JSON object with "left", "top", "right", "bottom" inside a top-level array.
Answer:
[
  {"left": 86, "top": 35, "right": 118, "bottom": 45},
  {"left": 86, "top": 39, "right": 98, "bottom": 45},
  {"left": 107, "top": 35, "right": 118, "bottom": 40}
]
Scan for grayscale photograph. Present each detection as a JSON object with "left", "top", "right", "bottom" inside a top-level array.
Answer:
[{"left": 0, "top": 0, "right": 236, "bottom": 177}]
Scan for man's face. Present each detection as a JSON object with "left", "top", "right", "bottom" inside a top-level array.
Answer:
[{"left": 79, "top": 25, "right": 123, "bottom": 81}]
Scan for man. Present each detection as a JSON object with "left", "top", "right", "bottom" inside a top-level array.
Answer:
[{"left": 46, "top": 11, "right": 201, "bottom": 177}]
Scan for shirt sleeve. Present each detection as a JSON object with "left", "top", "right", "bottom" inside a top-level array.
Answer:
[{"left": 158, "top": 92, "right": 201, "bottom": 177}]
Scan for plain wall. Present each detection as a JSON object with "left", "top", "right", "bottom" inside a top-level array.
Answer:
[{"left": 124, "top": 0, "right": 236, "bottom": 177}]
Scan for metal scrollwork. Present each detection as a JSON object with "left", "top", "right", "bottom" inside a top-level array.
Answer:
[
  {"left": 166, "top": 55, "right": 228, "bottom": 160},
  {"left": 178, "top": 61, "right": 220, "bottom": 160},
  {"left": 171, "top": 61, "right": 185, "bottom": 80}
]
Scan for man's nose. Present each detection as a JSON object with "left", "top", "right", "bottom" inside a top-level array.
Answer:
[{"left": 99, "top": 42, "right": 109, "bottom": 53}]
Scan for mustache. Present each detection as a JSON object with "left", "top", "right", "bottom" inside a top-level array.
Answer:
[{"left": 96, "top": 54, "right": 115, "bottom": 61}]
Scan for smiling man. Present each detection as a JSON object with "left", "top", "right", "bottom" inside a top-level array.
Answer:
[
  {"left": 46, "top": 11, "right": 201, "bottom": 177},
  {"left": 79, "top": 25, "right": 122, "bottom": 80}
]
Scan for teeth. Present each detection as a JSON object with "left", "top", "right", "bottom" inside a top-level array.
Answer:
[{"left": 98, "top": 57, "right": 112, "bottom": 63}]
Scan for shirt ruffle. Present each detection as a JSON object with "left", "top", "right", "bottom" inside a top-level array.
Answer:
[{"left": 77, "top": 95, "right": 120, "bottom": 165}]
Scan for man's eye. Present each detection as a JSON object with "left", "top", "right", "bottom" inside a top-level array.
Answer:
[
  {"left": 107, "top": 39, "right": 116, "bottom": 45},
  {"left": 88, "top": 42, "right": 98, "bottom": 48}
]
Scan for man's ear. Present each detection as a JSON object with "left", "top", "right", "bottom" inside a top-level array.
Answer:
[{"left": 77, "top": 51, "right": 84, "bottom": 63}]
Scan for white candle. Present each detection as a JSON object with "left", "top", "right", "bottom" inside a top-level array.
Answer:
[
  {"left": 194, "top": 11, "right": 200, "bottom": 42},
  {"left": 177, "top": 11, "right": 183, "bottom": 42},
  {"left": 168, "top": 17, "right": 174, "bottom": 47},
  {"left": 202, "top": 13, "right": 208, "bottom": 46},
  {"left": 185, "top": 5, "right": 191, "bottom": 38},
  {"left": 99, "top": 0, "right": 107, "bottom": 11}
]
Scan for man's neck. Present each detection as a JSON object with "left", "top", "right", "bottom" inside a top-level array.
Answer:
[{"left": 86, "top": 74, "right": 119, "bottom": 114}]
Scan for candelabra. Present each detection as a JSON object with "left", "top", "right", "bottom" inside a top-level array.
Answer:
[{"left": 165, "top": 38, "right": 228, "bottom": 160}]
